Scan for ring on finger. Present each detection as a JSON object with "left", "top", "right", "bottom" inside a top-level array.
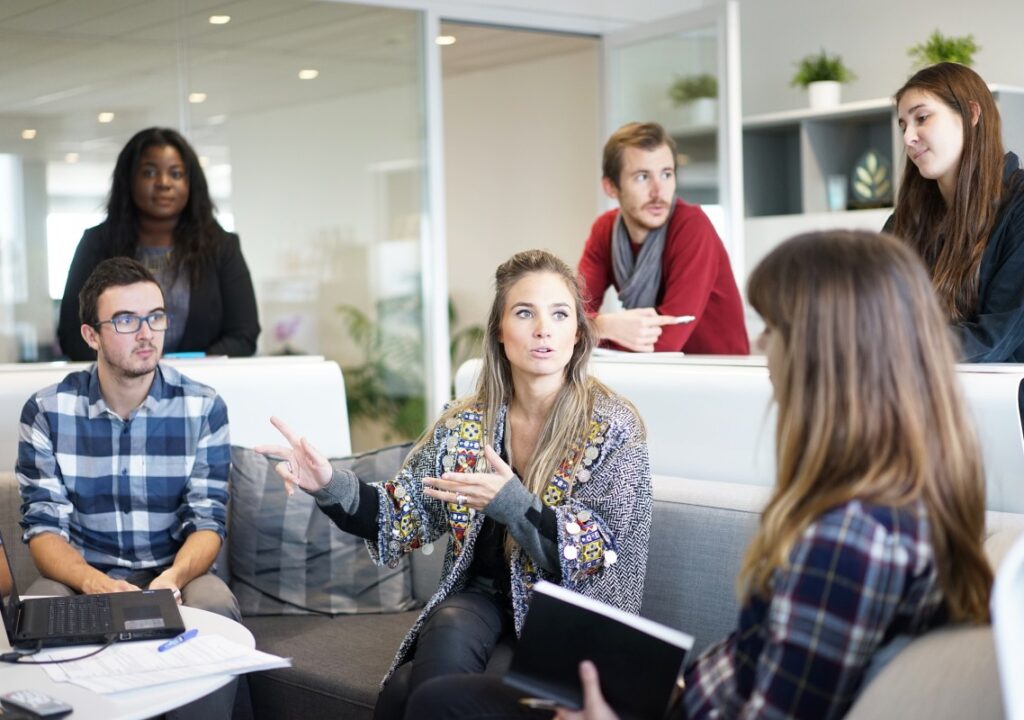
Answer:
[{"left": 455, "top": 492, "right": 468, "bottom": 505}]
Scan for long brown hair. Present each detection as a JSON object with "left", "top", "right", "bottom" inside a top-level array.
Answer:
[
  {"left": 892, "top": 63, "right": 1004, "bottom": 322},
  {"left": 743, "top": 230, "right": 991, "bottom": 622}
]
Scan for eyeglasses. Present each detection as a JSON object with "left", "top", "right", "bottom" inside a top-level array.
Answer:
[{"left": 95, "top": 311, "right": 170, "bottom": 334}]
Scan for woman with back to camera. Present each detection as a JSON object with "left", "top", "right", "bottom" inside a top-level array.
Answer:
[
  {"left": 416, "top": 231, "right": 993, "bottom": 720},
  {"left": 257, "top": 249, "right": 652, "bottom": 720},
  {"left": 57, "top": 127, "right": 260, "bottom": 360},
  {"left": 888, "top": 61, "right": 1024, "bottom": 361}
]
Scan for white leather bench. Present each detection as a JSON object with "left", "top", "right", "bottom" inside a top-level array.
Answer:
[{"left": 0, "top": 356, "right": 352, "bottom": 471}]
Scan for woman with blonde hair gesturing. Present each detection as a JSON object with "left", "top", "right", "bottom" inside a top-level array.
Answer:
[{"left": 259, "top": 249, "right": 651, "bottom": 720}]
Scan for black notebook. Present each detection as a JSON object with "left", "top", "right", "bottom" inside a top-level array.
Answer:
[{"left": 504, "top": 581, "right": 694, "bottom": 720}]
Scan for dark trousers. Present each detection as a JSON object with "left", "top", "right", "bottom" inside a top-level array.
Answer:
[
  {"left": 407, "top": 674, "right": 548, "bottom": 720},
  {"left": 374, "top": 589, "right": 514, "bottom": 720}
]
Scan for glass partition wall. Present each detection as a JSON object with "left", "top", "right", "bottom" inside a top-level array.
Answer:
[
  {"left": 0, "top": 0, "right": 435, "bottom": 448},
  {"left": 603, "top": 2, "right": 743, "bottom": 277}
]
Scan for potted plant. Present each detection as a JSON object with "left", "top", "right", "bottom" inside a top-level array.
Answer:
[
  {"left": 336, "top": 295, "right": 483, "bottom": 448},
  {"left": 668, "top": 74, "right": 718, "bottom": 125},
  {"left": 791, "top": 49, "right": 856, "bottom": 109},
  {"left": 908, "top": 30, "right": 980, "bottom": 69}
]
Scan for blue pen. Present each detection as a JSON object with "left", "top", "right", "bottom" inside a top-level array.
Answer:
[{"left": 158, "top": 628, "right": 198, "bottom": 652}]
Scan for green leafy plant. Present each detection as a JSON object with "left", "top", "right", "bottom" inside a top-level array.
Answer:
[
  {"left": 668, "top": 74, "right": 718, "bottom": 106},
  {"left": 337, "top": 295, "right": 483, "bottom": 442},
  {"left": 908, "top": 30, "right": 979, "bottom": 68},
  {"left": 790, "top": 49, "right": 857, "bottom": 88}
]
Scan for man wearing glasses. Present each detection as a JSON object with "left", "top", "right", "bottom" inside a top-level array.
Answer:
[{"left": 15, "top": 257, "right": 238, "bottom": 653}]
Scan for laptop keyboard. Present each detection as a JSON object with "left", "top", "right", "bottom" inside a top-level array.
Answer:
[{"left": 46, "top": 594, "right": 114, "bottom": 636}]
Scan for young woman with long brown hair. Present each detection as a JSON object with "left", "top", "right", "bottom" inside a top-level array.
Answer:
[
  {"left": 887, "top": 62, "right": 1024, "bottom": 361},
  {"left": 439, "top": 230, "right": 992, "bottom": 720},
  {"left": 258, "top": 249, "right": 651, "bottom": 720}
]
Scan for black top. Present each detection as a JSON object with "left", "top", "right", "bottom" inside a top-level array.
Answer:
[
  {"left": 885, "top": 152, "right": 1024, "bottom": 361},
  {"left": 57, "top": 224, "right": 261, "bottom": 360}
]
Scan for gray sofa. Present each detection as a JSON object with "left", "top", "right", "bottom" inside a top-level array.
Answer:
[
  {"left": 2, "top": 471, "right": 1014, "bottom": 720},
  {"left": 2, "top": 355, "right": 1021, "bottom": 719},
  {"left": 235, "top": 477, "right": 763, "bottom": 720}
]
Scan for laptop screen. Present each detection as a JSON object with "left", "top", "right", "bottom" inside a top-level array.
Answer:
[{"left": 0, "top": 529, "right": 21, "bottom": 639}]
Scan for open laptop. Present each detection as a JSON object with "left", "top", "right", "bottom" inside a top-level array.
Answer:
[{"left": 0, "top": 527, "right": 185, "bottom": 649}]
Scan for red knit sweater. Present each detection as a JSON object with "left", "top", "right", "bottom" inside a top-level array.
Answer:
[{"left": 577, "top": 199, "right": 749, "bottom": 354}]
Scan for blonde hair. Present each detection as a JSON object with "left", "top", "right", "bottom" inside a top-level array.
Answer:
[
  {"left": 415, "top": 250, "right": 627, "bottom": 555},
  {"left": 743, "top": 230, "right": 991, "bottom": 622}
]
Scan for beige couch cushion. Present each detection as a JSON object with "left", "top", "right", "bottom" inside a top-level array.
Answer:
[{"left": 846, "top": 624, "right": 1003, "bottom": 719}]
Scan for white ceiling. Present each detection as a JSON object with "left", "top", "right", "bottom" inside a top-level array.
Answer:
[{"left": 0, "top": 0, "right": 594, "bottom": 164}]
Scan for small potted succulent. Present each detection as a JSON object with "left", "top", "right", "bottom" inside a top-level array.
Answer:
[
  {"left": 908, "top": 30, "right": 980, "bottom": 69},
  {"left": 791, "top": 49, "right": 857, "bottom": 109},
  {"left": 668, "top": 73, "right": 718, "bottom": 125}
]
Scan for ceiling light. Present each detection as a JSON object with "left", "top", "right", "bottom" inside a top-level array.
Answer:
[
  {"left": 298, "top": 69, "right": 319, "bottom": 80},
  {"left": 21, "top": 129, "right": 36, "bottom": 140},
  {"left": 189, "top": 92, "right": 207, "bottom": 104},
  {"left": 199, "top": 156, "right": 210, "bottom": 168},
  {"left": 97, "top": 112, "right": 115, "bottom": 123},
  {"left": 209, "top": 15, "right": 230, "bottom": 25},
  {"left": 435, "top": 35, "right": 456, "bottom": 46},
  {"left": 65, "top": 152, "right": 79, "bottom": 163}
]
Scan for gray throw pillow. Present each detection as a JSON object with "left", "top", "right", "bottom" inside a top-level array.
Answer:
[{"left": 229, "top": 443, "right": 418, "bottom": 616}]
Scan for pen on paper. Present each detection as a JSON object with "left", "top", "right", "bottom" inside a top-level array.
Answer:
[{"left": 158, "top": 628, "right": 198, "bottom": 652}]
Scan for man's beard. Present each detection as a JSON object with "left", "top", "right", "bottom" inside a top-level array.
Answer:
[{"left": 100, "top": 343, "right": 159, "bottom": 378}]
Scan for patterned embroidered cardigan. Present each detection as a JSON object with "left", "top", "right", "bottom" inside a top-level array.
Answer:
[{"left": 365, "top": 389, "right": 652, "bottom": 686}]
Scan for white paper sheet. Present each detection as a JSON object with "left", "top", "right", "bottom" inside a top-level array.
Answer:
[{"left": 36, "top": 634, "right": 291, "bottom": 694}]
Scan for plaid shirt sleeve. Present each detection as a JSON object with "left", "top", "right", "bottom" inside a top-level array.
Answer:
[
  {"left": 684, "top": 503, "right": 919, "bottom": 720},
  {"left": 16, "top": 395, "right": 74, "bottom": 541},
  {"left": 177, "top": 394, "right": 230, "bottom": 539}
]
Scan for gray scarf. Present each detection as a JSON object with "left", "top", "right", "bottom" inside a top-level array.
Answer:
[{"left": 611, "top": 202, "right": 675, "bottom": 309}]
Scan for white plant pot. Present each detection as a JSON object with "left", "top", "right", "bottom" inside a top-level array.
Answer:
[
  {"left": 689, "top": 97, "right": 718, "bottom": 125},
  {"left": 808, "top": 80, "right": 841, "bottom": 109}
]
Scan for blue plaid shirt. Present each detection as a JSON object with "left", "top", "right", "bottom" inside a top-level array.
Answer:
[
  {"left": 683, "top": 499, "right": 947, "bottom": 719},
  {"left": 16, "top": 363, "right": 230, "bottom": 578}
]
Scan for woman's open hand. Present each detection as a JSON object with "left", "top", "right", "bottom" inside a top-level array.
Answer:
[
  {"left": 555, "top": 661, "right": 619, "bottom": 720},
  {"left": 423, "top": 445, "right": 513, "bottom": 510},
  {"left": 254, "top": 416, "right": 332, "bottom": 495}
]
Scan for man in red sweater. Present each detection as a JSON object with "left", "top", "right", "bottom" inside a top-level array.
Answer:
[{"left": 578, "top": 122, "right": 749, "bottom": 354}]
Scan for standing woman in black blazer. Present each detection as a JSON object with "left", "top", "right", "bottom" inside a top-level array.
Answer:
[{"left": 58, "top": 127, "right": 260, "bottom": 359}]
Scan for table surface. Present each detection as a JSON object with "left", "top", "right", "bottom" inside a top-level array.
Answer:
[{"left": 0, "top": 604, "right": 255, "bottom": 720}]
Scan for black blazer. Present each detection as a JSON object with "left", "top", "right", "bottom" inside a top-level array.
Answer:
[{"left": 57, "top": 224, "right": 261, "bottom": 360}]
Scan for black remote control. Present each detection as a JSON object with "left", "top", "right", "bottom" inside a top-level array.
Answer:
[{"left": 0, "top": 691, "right": 73, "bottom": 719}]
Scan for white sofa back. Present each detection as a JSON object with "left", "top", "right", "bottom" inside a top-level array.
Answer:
[
  {"left": 0, "top": 356, "right": 352, "bottom": 473},
  {"left": 455, "top": 357, "right": 1024, "bottom": 516}
]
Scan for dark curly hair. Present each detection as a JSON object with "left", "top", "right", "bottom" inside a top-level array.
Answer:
[{"left": 103, "top": 127, "right": 223, "bottom": 283}]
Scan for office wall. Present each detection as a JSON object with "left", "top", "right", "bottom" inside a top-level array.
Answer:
[
  {"left": 450, "top": 0, "right": 1024, "bottom": 118},
  {"left": 443, "top": 46, "right": 600, "bottom": 334},
  {"left": 228, "top": 81, "right": 423, "bottom": 365},
  {"left": 738, "top": 0, "right": 1024, "bottom": 116}
]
